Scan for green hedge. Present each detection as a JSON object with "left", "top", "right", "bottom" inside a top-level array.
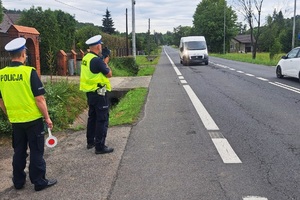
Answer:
[{"left": 109, "top": 56, "right": 139, "bottom": 76}]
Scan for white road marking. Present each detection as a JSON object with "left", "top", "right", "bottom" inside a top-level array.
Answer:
[
  {"left": 269, "top": 82, "right": 300, "bottom": 94},
  {"left": 243, "top": 196, "right": 268, "bottom": 200},
  {"left": 180, "top": 80, "right": 187, "bottom": 84},
  {"left": 183, "top": 85, "right": 219, "bottom": 131},
  {"left": 173, "top": 67, "right": 182, "bottom": 76},
  {"left": 163, "top": 49, "right": 266, "bottom": 198},
  {"left": 212, "top": 60, "right": 300, "bottom": 95},
  {"left": 212, "top": 138, "right": 242, "bottom": 163},
  {"left": 178, "top": 76, "right": 184, "bottom": 79},
  {"left": 256, "top": 77, "right": 269, "bottom": 81}
]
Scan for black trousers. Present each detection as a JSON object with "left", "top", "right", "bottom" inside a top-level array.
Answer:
[
  {"left": 12, "top": 118, "right": 48, "bottom": 188},
  {"left": 86, "top": 92, "right": 109, "bottom": 151}
]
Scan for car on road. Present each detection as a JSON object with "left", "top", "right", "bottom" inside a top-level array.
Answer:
[{"left": 276, "top": 47, "right": 300, "bottom": 81}]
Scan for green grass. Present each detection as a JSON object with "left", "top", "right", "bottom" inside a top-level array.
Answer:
[
  {"left": 137, "top": 66, "right": 156, "bottom": 76},
  {"left": 109, "top": 88, "right": 148, "bottom": 126},
  {"left": 135, "top": 54, "right": 160, "bottom": 76},
  {"left": 210, "top": 52, "right": 284, "bottom": 66}
]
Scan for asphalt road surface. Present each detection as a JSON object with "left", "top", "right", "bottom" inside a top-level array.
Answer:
[
  {"left": 109, "top": 46, "right": 300, "bottom": 200},
  {"left": 1, "top": 46, "right": 299, "bottom": 200}
]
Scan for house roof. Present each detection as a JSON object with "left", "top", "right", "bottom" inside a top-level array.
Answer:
[
  {"left": 12, "top": 25, "right": 40, "bottom": 35},
  {"left": 233, "top": 34, "right": 254, "bottom": 43},
  {"left": 6, "top": 13, "right": 21, "bottom": 24},
  {"left": 0, "top": 13, "right": 14, "bottom": 33}
]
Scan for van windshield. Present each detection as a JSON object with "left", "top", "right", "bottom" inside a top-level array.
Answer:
[{"left": 185, "top": 41, "right": 206, "bottom": 50}]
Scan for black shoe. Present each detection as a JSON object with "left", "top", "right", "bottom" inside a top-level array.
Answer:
[
  {"left": 14, "top": 185, "right": 24, "bottom": 190},
  {"left": 35, "top": 179, "right": 57, "bottom": 191},
  {"left": 87, "top": 143, "right": 95, "bottom": 149},
  {"left": 95, "top": 146, "right": 114, "bottom": 154}
]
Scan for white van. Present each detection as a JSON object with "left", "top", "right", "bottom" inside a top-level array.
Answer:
[{"left": 179, "top": 36, "right": 208, "bottom": 66}]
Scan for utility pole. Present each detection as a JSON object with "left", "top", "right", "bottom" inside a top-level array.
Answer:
[
  {"left": 292, "top": 0, "right": 296, "bottom": 49},
  {"left": 132, "top": 0, "right": 136, "bottom": 58},
  {"left": 223, "top": 0, "right": 226, "bottom": 54},
  {"left": 126, "top": 8, "right": 129, "bottom": 56},
  {"left": 148, "top": 18, "right": 150, "bottom": 56}
]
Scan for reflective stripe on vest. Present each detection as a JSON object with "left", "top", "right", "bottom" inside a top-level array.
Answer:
[
  {"left": 0, "top": 66, "right": 43, "bottom": 123},
  {"left": 79, "top": 53, "right": 111, "bottom": 92}
]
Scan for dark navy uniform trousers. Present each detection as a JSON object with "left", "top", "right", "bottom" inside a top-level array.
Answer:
[
  {"left": 86, "top": 91, "right": 109, "bottom": 151},
  {"left": 12, "top": 118, "right": 48, "bottom": 188}
]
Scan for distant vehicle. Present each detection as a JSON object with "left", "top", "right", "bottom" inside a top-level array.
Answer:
[
  {"left": 276, "top": 47, "right": 300, "bottom": 81},
  {"left": 179, "top": 36, "right": 209, "bottom": 66}
]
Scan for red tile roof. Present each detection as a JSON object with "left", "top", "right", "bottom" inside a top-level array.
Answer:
[{"left": 13, "top": 25, "right": 40, "bottom": 35}]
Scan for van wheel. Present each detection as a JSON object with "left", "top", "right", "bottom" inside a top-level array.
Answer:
[
  {"left": 205, "top": 61, "right": 208, "bottom": 65},
  {"left": 183, "top": 57, "right": 187, "bottom": 66}
]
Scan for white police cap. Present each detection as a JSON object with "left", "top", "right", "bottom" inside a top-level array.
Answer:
[
  {"left": 5, "top": 37, "right": 26, "bottom": 52},
  {"left": 85, "top": 35, "right": 103, "bottom": 46}
]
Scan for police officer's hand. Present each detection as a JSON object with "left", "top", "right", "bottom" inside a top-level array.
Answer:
[
  {"left": 104, "top": 56, "right": 110, "bottom": 64},
  {"left": 45, "top": 118, "right": 53, "bottom": 130}
]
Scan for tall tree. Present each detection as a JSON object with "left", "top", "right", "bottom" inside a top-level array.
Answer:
[
  {"left": 18, "top": 6, "right": 76, "bottom": 73},
  {"left": 173, "top": 26, "right": 192, "bottom": 46},
  {"left": 102, "top": 8, "right": 115, "bottom": 34},
  {"left": 193, "top": 0, "right": 238, "bottom": 53},
  {"left": 236, "top": 0, "right": 263, "bottom": 59},
  {"left": 75, "top": 25, "right": 102, "bottom": 50}
]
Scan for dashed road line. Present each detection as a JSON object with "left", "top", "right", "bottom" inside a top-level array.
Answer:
[
  {"left": 256, "top": 77, "right": 269, "bottom": 81},
  {"left": 180, "top": 80, "right": 187, "bottom": 84},
  {"left": 243, "top": 196, "right": 268, "bottom": 200},
  {"left": 164, "top": 49, "right": 267, "bottom": 199},
  {"left": 212, "top": 61, "right": 300, "bottom": 95}
]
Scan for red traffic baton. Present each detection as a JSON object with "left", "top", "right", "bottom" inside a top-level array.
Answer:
[{"left": 45, "top": 128, "right": 57, "bottom": 148}]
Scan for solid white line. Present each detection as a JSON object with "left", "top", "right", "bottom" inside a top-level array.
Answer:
[
  {"left": 180, "top": 80, "right": 187, "bottom": 84},
  {"left": 183, "top": 85, "right": 219, "bottom": 131},
  {"left": 165, "top": 51, "right": 241, "bottom": 164},
  {"left": 243, "top": 196, "right": 268, "bottom": 200},
  {"left": 164, "top": 48, "right": 182, "bottom": 76},
  {"left": 212, "top": 138, "right": 242, "bottom": 163},
  {"left": 269, "top": 82, "right": 300, "bottom": 94},
  {"left": 274, "top": 82, "right": 300, "bottom": 92}
]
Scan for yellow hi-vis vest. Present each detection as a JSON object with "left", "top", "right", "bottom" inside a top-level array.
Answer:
[
  {"left": 0, "top": 66, "right": 43, "bottom": 123},
  {"left": 79, "top": 53, "right": 111, "bottom": 92}
]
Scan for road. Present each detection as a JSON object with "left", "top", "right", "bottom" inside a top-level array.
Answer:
[{"left": 109, "top": 46, "right": 300, "bottom": 200}]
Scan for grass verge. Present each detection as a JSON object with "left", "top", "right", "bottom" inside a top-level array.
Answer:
[
  {"left": 210, "top": 52, "right": 284, "bottom": 66},
  {"left": 109, "top": 88, "right": 148, "bottom": 126}
]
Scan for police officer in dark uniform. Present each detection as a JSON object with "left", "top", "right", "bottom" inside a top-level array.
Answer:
[
  {"left": 80, "top": 35, "right": 114, "bottom": 154},
  {"left": 0, "top": 37, "right": 57, "bottom": 191}
]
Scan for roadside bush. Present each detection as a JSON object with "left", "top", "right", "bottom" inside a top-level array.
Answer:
[
  {"left": 109, "top": 57, "right": 139, "bottom": 76},
  {"left": 44, "top": 81, "right": 87, "bottom": 131}
]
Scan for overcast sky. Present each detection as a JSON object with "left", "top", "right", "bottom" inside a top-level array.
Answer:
[{"left": 2, "top": 0, "right": 298, "bottom": 33}]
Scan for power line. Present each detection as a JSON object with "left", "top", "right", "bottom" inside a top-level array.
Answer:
[{"left": 54, "top": 0, "right": 102, "bottom": 16}]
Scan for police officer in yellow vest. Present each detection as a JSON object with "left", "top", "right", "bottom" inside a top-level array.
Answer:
[
  {"left": 80, "top": 35, "right": 114, "bottom": 154},
  {"left": 0, "top": 37, "right": 57, "bottom": 191}
]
